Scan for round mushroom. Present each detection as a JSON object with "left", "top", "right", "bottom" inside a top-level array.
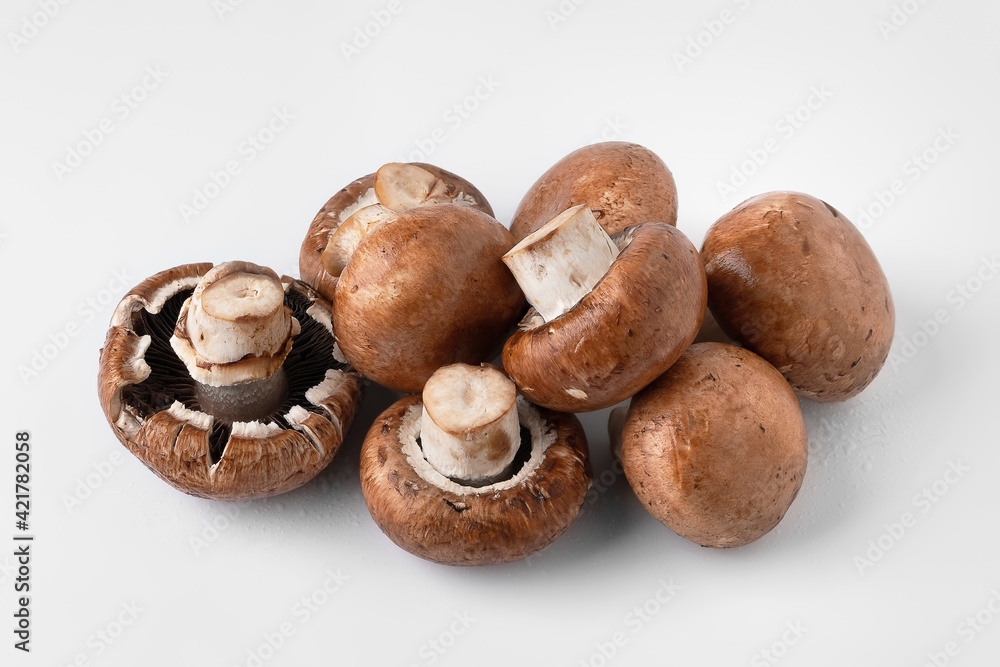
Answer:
[
  {"left": 510, "top": 141, "right": 678, "bottom": 242},
  {"left": 702, "top": 191, "right": 895, "bottom": 402},
  {"left": 299, "top": 162, "right": 494, "bottom": 303},
  {"left": 502, "top": 206, "right": 706, "bottom": 412},
  {"left": 333, "top": 202, "right": 525, "bottom": 393},
  {"left": 360, "top": 363, "right": 591, "bottom": 566},
  {"left": 620, "top": 343, "right": 808, "bottom": 548},
  {"left": 98, "top": 261, "right": 362, "bottom": 500}
]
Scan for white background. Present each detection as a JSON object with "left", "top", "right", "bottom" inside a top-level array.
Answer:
[{"left": 2, "top": 1, "right": 999, "bottom": 665}]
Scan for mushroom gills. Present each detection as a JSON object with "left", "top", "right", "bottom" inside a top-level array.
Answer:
[
  {"left": 419, "top": 364, "right": 521, "bottom": 486},
  {"left": 123, "top": 284, "right": 345, "bottom": 463},
  {"left": 502, "top": 204, "right": 619, "bottom": 323}
]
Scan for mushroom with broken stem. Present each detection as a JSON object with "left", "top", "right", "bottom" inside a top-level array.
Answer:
[
  {"left": 502, "top": 206, "right": 707, "bottom": 413},
  {"left": 98, "top": 261, "right": 362, "bottom": 500},
  {"left": 360, "top": 363, "right": 592, "bottom": 566}
]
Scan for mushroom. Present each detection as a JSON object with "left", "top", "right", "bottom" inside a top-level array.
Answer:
[
  {"left": 97, "top": 261, "right": 362, "bottom": 500},
  {"left": 502, "top": 206, "right": 706, "bottom": 412},
  {"left": 299, "top": 162, "right": 494, "bottom": 303},
  {"left": 333, "top": 202, "right": 525, "bottom": 393},
  {"left": 360, "top": 363, "right": 591, "bottom": 565},
  {"left": 701, "top": 191, "right": 895, "bottom": 402},
  {"left": 620, "top": 343, "right": 808, "bottom": 548},
  {"left": 510, "top": 141, "right": 678, "bottom": 242}
]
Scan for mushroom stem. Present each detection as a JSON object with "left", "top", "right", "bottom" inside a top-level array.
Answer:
[
  {"left": 502, "top": 204, "right": 619, "bottom": 323},
  {"left": 171, "top": 261, "right": 299, "bottom": 391},
  {"left": 420, "top": 364, "right": 520, "bottom": 485},
  {"left": 374, "top": 163, "right": 457, "bottom": 213},
  {"left": 196, "top": 369, "right": 289, "bottom": 425}
]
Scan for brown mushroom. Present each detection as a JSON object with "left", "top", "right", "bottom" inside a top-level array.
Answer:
[
  {"left": 510, "top": 141, "right": 678, "bottom": 242},
  {"left": 98, "top": 261, "right": 362, "bottom": 500},
  {"left": 333, "top": 203, "right": 524, "bottom": 393},
  {"left": 299, "top": 162, "right": 494, "bottom": 303},
  {"left": 620, "top": 343, "right": 808, "bottom": 548},
  {"left": 701, "top": 191, "right": 895, "bottom": 402},
  {"left": 502, "top": 206, "right": 706, "bottom": 412},
  {"left": 360, "top": 363, "right": 591, "bottom": 565}
]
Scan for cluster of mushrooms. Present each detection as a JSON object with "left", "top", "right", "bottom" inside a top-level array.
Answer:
[{"left": 99, "top": 142, "right": 894, "bottom": 564}]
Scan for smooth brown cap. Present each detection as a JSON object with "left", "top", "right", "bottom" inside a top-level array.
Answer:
[
  {"left": 98, "top": 263, "right": 363, "bottom": 500},
  {"left": 360, "top": 395, "right": 591, "bottom": 565},
  {"left": 334, "top": 204, "right": 525, "bottom": 393},
  {"left": 702, "top": 191, "right": 895, "bottom": 402},
  {"left": 510, "top": 141, "right": 677, "bottom": 242},
  {"left": 299, "top": 164, "right": 494, "bottom": 303},
  {"left": 503, "top": 222, "right": 706, "bottom": 412},
  {"left": 621, "top": 343, "right": 808, "bottom": 548}
]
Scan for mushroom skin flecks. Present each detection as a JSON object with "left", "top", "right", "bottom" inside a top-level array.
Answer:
[
  {"left": 620, "top": 343, "right": 808, "bottom": 548},
  {"left": 98, "top": 262, "right": 362, "bottom": 500}
]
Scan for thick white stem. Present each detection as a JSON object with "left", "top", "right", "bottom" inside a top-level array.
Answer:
[
  {"left": 420, "top": 364, "right": 520, "bottom": 484},
  {"left": 502, "top": 204, "right": 619, "bottom": 323},
  {"left": 374, "top": 163, "right": 462, "bottom": 213},
  {"left": 171, "top": 261, "right": 298, "bottom": 387}
]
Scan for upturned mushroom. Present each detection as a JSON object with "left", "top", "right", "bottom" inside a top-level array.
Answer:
[
  {"left": 701, "top": 191, "right": 895, "bottom": 402},
  {"left": 510, "top": 141, "right": 678, "bottom": 242},
  {"left": 299, "top": 162, "right": 494, "bottom": 302},
  {"left": 360, "top": 363, "right": 591, "bottom": 565},
  {"left": 502, "top": 205, "right": 706, "bottom": 412},
  {"left": 619, "top": 343, "right": 809, "bottom": 548},
  {"left": 98, "top": 261, "right": 362, "bottom": 500}
]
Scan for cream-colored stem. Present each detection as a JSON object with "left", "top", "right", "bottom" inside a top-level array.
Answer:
[
  {"left": 502, "top": 204, "right": 619, "bottom": 323},
  {"left": 420, "top": 364, "right": 520, "bottom": 484},
  {"left": 184, "top": 262, "right": 292, "bottom": 364},
  {"left": 374, "top": 163, "right": 455, "bottom": 213}
]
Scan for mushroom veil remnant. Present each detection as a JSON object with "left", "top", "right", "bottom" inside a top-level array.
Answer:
[
  {"left": 360, "top": 363, "right": 591, "bottom": 565},
  {"left": 98, "top": 261, "right": 362, "bottom": 500}
]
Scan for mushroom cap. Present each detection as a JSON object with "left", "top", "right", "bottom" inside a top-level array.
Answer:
[
  {"left": 360, "top": 394, "right": 591, "bottom": 566},
  {"left": 701, "top": 191, "right": 895, "bottom": 402},
  {"left": 621, "top": 343, "right": 808, "bottom": 548},
  {"left": 334, "top": 204, "right": 525, "bottom": 393},
  {"left": 503, "top": 222, "right": 706, "bottom": 412},
  {"left": 299, "top": 164, "right": 494, "bottom": 303},
  {"left": 98, "top": 263, "right": 363, "bottom": 500},
  {"left": 510, "top": 141, "right": 678, "bottom": 242}
]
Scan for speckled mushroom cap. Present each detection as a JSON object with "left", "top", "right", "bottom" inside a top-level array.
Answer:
[
  {"left": 360, "top": 394, "right": 591, "bottom": 565},
  {"left": 299, "top": 163, "right": 494, "bottom": 303},
  {"left": 334, "top": 204, "right": 525, "bottom": 393},
  {"left": 701, "top": 191, "right": 895, "bottom": 402},
  {"left": 502, "top": 222, "right": 706, "bottom": 413},
  {"left": 510, "top": 141, "right": 678, "bottom": 242},
  {"left": 621, "top": 343, "right": 808, "bottom": 548},
  {"left": 97, "top": 263, "right": 363, "bottom": 500}
]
